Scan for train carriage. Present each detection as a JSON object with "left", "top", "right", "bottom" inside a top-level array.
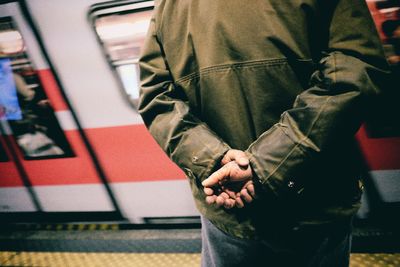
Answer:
[{"left": 0, "top": 0, "right": 399, "bottom": 227}]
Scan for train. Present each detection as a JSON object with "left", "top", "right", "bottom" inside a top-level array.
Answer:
[{"left": 0, "top": 0, "right": 399, "bottom": 226}]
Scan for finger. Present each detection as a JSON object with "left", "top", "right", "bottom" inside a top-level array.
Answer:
[
  {"left": 203, "top": 187, "right": 214, "bottom": 196},
  {"left": 202, "top": 166, "right": 229, "bottom": 187},
  {"left": 246, "top": 183, "right": 256, "bottom": 198},
  {"left": 215, "top": 192, "right": 229, "bottom": 207},
  {"left": 241, "top": 188, "right": 253, "bottom": 203},
  {"left": 224, "top": 198, "right": 235, "bottom": 209},
  {"left": 206, "top": 195, "right": 217, "bottom": 205},
  {"left": 219, "top": 192, "right": 230, "bottom": 200},
  {"left": 221, "top": 150, "right": 240, "bottom": 165},
  {"left": 223, "top": 188, "right": 237, "bottom": 199},
  {"left": 216, "top": 195, "right": 225, "bottom": 207},
  {"left": 221, "top": 150, "right": 249, "bottom": 167},
  {"left": 235, "top": 196, "right": 245, "bottom": 208}
]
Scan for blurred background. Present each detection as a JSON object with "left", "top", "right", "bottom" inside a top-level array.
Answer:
[{"left": 0, "top": 0, "right": 399, "bottom": 266}]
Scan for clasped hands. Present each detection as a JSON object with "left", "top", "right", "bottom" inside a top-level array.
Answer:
[{"left": 202, "top": 149, "right": 256, "bottom": 209}]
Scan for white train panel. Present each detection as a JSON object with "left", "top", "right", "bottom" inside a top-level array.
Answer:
[
  {"left": 26, "top": 0, "right": 144, "bottom": 129},
  {"left": 34, "top": 184, "right": 114, "bottom": 212},
  {"left": 0, "top": 187, "right": 36, "bottom": 212},
  {"left": 111, "top": 181, "right": 199, "bottom": 223}
]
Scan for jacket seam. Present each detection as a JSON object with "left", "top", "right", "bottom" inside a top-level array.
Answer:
[
  {"left": 266, "top": 52, "right": 337, "bottom": 181},
  {"left": 266, "top": 95, "right": 332, "bottom": 182},
  {"left": 176, "top": 58, "right": 290, "bottom": 83},
  {"left": 263, "top": 128, "right": 299, "bottom": 180}
]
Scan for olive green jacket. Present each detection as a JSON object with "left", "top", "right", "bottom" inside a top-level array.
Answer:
[{"left": 138, "top": 0, "right": 389, "bottom": 239}]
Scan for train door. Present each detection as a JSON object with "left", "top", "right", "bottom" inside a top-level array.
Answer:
[
  {"left": 0, "top": 121, "right": 37, "bottom": 214},
  {"left": 22, "top": 0, "right": 198, "bottom": 224},
  {"left": 0, "top": 1, "right": 120, "bottom": 222},
  {"left": 88, "top": 1, "right": 199, "bottom": 223}
]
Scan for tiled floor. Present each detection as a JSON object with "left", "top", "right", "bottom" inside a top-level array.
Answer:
[
  {"left": 1, "top": 252, "right": 400, "bottom": 267},
  {"left": 0, "top": 226, "right": 399, "bottom": 266}
]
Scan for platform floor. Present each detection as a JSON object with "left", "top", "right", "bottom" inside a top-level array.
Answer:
[
  {"left": 1, "top": 252, "right": 400, "bottom": 267},
  {"left": 1, "top": 227, "right": 399, "bottom": 266}
]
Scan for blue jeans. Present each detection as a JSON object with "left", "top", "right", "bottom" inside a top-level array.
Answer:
[{"left": 201, "top": 217, "right": 352, "bottom": 267}]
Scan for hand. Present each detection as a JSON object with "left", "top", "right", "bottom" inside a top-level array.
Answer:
[
  {"left": 204, "top": 177, "right": 256, "bottom": 209},
  {"left": 202, "top": 150, "right": 256, "bottom": 209}
]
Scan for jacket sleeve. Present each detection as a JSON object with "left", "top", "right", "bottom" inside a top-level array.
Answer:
[
  {"left": 138, "top": 17, "right": 230, "bottom": 182},
  {"left": 246, "top": 0, "right": 390, "bottom": 198}
]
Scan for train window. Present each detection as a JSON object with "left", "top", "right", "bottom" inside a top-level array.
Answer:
[
  {"left": 365, "top": 0, "right": 400, "bottom": 137},
  {"left": 0, "top": 17, "right": 74, "bottom": 159},
  {"left": 90, "top": 1, "right": 154, "bottom": 106},
  {"left": 366, "top": 0, "right": 400, "bottom": 68}
]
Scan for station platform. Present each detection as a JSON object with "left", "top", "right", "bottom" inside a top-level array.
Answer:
[{"left": 1, "top": 223, "right": 400, "bottom": 267}]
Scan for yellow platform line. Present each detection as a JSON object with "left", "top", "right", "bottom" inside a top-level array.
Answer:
[
  {"left": 1, "top": 252, "right": 400, "bottom": 267},
  {"left": 0, "top": 252, "right": 201, "bottom": 267},
  {"left": 13, "top": 224, "right": 121, "bottom": 231}
]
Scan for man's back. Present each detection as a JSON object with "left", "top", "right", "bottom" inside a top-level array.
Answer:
[
  {"left": 154, "top": 0, "right": 316, "bottom": 150},
  {"left": 139, "top": 0, "right": 388, "bottom": 240}
]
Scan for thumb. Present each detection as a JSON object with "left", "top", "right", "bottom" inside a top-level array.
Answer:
[{"left": 221, "top": 149, "right": 249, "bottom": 168}]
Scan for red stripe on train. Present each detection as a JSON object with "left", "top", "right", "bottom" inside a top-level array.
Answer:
[
  {"left": 37, "top": 69, "right": 69, "bottom": 111},
  {"left": 356, "top": 125, "right": 400, "bottom": 170},
  {"left": 1, "top": 125, "right": 184, "bottom": 187},
  {"left": 85, "top": 124, "right": 185, "bottom": 183},
  {"left": 2, "top": 124, "right": 398, "bottom": 187},
  {"left": 0, "top": 161, "right": 22, "bottom": 187},
  {"left": 0, "top": 136, "right": 23, "bottom": 187},
  {"left": 13, "top": 130, "right": 100, "bottom": 186}
]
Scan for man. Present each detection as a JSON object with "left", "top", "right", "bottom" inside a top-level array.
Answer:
[{"left": 138, "top": 0, "right": 389, "bottom": 266}]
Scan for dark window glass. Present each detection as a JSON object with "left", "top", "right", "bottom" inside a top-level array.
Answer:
[{"left": 0, "top": 17, "right": 74, "bottom": 159}]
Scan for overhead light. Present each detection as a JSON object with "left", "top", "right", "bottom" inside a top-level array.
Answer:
[
  {"left": 96, "top": 20, "right": 150, "bottom": 41},
  {"left": 0, "top": 30, "right": 24, "bottom": 54}
]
